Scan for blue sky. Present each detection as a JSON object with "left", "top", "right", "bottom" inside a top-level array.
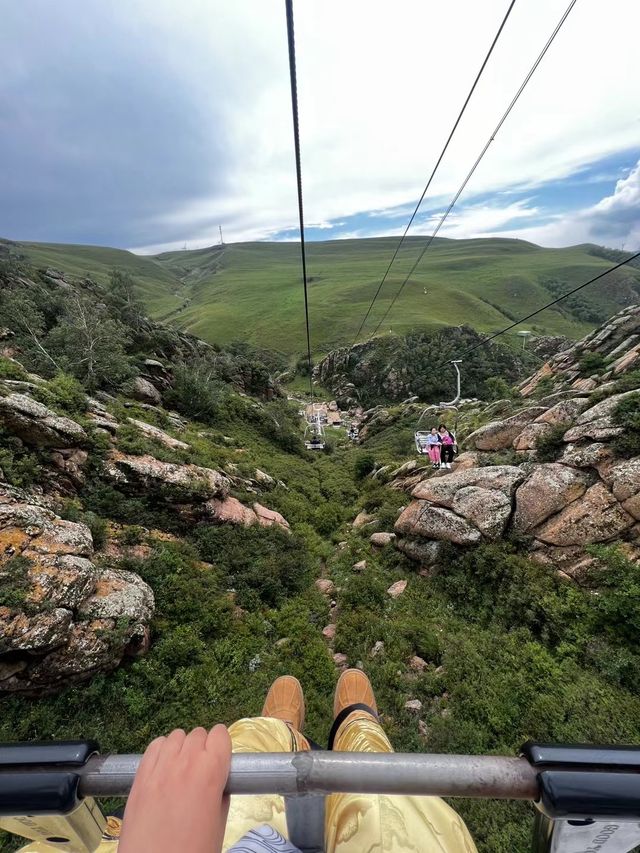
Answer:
[
  {"left": 270, "top": 150, "right": 640, "bottom": 247},
  {"left": 0, "top": 1, "right": 638, "bottom": 253}
]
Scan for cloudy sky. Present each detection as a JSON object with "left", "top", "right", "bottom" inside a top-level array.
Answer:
[{"left": 1, "top": 0, "right": 638, "bottom": 254}]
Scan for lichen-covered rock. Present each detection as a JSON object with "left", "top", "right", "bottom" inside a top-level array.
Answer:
[
  {"left": 513, "top": 422, "right": 553, "bottom": 452},
  {"left": 206, "top": 496, "right": 258, "bottom": 527},
  {"left": 600, "top": 458, "right": 640, "bottom": 521},
  {"left": 513, "top": 464, "right": 591, "bottom": 533},
  {"left": 127, "top": 418, "right": 190, "bottom": 451},
  {"left": 559, "top": 443, "right": 614, "bottom": 469},
  {"left": 574, "top": 390, "right": 638, "bottom": 426},
  {"left": 352, "top": 510, "right": 377, "bottom": 528},
  {"left": 395, "top": 501, "right": 481, "bottom": 545},
  {"left": 395, "top": 538, "right": 442, "bottom": 566},
  {"left": 451, "top": 486, "right": 512, "bottom": 539},
  {"left": 534, "top": 398, "right": 589, "bottom": 426},
  {"left": 370, "top": 531, "right": 396, "bottom": 547},
  {"left": 0, "top": 393, "right": 87, "bottom": 448},
  {"left": 105, "top": 451, "right": 229, "bottom": 501},
  {"left": 131, "top": 376, "right": 162, "bottom": 405},
  {"left": 465, "top": 408, "right": 547, "bottom": 451},
  {"left": 534, "top": 481, "right": 635, "bottom": 546},
  {"left": 0, "top": 607, "right": 72, "bottom": 653},
  {"left": 252, "top": 503, "right": 290, "bottom": 532},
  {"left": 0, "top": 495, "right": 154, "bottom": 695},
  {"left": 78, "top": 568, "right": 154, "bottom": 621},
  {"left": 411, "top": 465, "right": 524, "bottom": 506},
  {"left": 563, "top": 417, "right": 623, "bottom": 443}
]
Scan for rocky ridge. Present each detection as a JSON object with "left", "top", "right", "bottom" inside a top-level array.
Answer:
[
  {"left": 392, "top": 384, "right": 640, "bottom": 580},
  {"left": 0, "top": 366, "right": 291, "bottom": 694}
]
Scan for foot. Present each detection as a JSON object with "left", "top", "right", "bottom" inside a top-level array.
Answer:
[
  {"left": 333, "top": 668, "right": 378, "bottom": 719},
  {"left": 262, "top": 675, "right": 305, "bottom": 731}
]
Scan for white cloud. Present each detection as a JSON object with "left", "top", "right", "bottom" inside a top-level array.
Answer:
[
  {"left": 118, "top": 0, "right": 640, "bottom": 250},
  {"left": 488, "top": 159, "right": 640, "bottom": 248}
]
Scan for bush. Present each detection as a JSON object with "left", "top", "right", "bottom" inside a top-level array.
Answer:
[
  {"left": 579, "top": 351, "right": 606, "bottom": 376},
  {"left": 354, "top": 452, "right": 376, "bottom": 480},
  {"left": 534, "top": 423, "right": 569, "bottom": 462},
  {"left": 0, "top": 357, "right": 28, "bottom": 380},
  {"left": 612, "top": 393, "right": 640, "bottom": 458},
  {"left": 44, "top": 373, "right": 87, "bottom": 415},
  {"left": 483, "top": 376, "right": 515, "bottom": 401},
  {"left": 192, "top": 525, "right": 313, "bottom": 609},
  {"left": 164, "top": 360, "right": 230, "bottom": 424},
  {"left": 0, "top": 432, "right": 40, "bottom": 488}
]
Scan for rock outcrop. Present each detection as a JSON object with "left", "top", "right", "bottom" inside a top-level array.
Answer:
[
  {"left": 0, "top": 490, "right": 154, "bottom": 695},
  {"left": 394, "top": 323, "right": 640, "bottom": 576},
  {"left": 105, "top": 451, "right": 230, "bottom": 501},
  {"left": 520, "top": 304, "right": 640, "bottom": 397},
  {"left": 0, "top": 393, "right": 87, "bottom": 448}
]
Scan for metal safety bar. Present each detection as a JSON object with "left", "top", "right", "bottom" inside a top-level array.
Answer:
[{"left": 75, "top": 751, "right": 539, "bottom": 799}]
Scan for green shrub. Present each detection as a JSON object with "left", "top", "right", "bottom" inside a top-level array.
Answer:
[
  {"left": 0, "top": 357, "right": 28, "bottom": 380},
  {"left": 354, "top": 452, "right": 376, "bottom": 479},
  {"left": 164, "top": 361, "right": 230, "bottom": 424},
  {"left": 313, "top": 502, "right": 345, "bottom": 537},
  {"left": 578, "top": 351, "right": 606, "bottom": 376},
  {"left": 534, "top": 423, "right": 570, "bottom": 462},
  {"left": 483, "top": 376, "right": 516, "bottom": 401},
  {"left": 0, "top": 431, "right": 40, "bottom": 488},
  {"left": 612, "top": 393, "right": 640, "bottom": 458},
  {"left": 45, "top": 373, "right": 87, "bottom": 415},
  {"left": 192, "top": 525, "right": 313, "bottom": 609},
  {"left": 0, "top": 555, "right": 32, "bottom": 613}
]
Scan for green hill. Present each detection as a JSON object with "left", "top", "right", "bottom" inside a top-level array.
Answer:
[{"left": 7, "top": 236, "right": 640, "bottom": 356}]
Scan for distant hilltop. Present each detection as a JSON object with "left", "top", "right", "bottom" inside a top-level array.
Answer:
[{"left": 3, "top": 235, "right": 640, "bottom": 355}]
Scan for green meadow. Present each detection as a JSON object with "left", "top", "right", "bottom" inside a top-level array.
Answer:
[{"left": 12, "top": 236, "right": 640, "bottom": 356}]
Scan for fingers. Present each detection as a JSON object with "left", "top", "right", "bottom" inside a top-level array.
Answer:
[
  {"left": 135, "top": 735, "right": 166, "bottom": 782},
  {"left": 206, "top": 724, "right": 232, "bottom": 757}
]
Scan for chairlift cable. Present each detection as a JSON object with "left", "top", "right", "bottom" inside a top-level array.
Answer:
[
  {"left": 350, "top": 0, "right": 518, "bottom": 347},
  {"left": 436, "top": 250, "right": 640, "bottom": 368},
  {"left": 368, "top": 0, "right": 579, "bottom": 340},
  {"left": 285, "top": 0, "right": 314, "bottom": 399}
]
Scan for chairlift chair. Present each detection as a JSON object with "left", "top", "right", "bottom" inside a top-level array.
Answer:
[
  {"left": 3, "top": 740, "right": 640, "bottom": 853},
  {"left": 414, "top": 361, "right": 462, "bottom": 454},
  {"left": 304, "top": 415, "right": 325, "bottom": 450}
]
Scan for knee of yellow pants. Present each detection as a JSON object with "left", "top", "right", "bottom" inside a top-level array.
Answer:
[
  {"left": 222, "top": 717, "right": 309, "bottom": 852},
  {"left": 326, "top": 713, "right": 477, "bottom": 853}
]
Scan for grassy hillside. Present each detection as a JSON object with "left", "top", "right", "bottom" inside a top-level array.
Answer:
[
  {"left": 15, "top": 241, "right": 183, "bottom": 316},
  {"left": 9, "top": 236, "right": 640, "bottom": 356}
]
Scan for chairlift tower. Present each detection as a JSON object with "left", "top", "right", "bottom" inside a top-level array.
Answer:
[{"left": 517, "top": 330, "right": 533, "bottom": 351}]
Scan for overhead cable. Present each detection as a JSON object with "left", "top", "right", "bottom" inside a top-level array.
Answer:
[
  {"left": 368, "top": 0, "right": 579, "bottom": 340},
  {"left": 350, "top": 0, "right": 518, "bottom": 347},
  {"left": 436, "top": 250, "right": 640, "bottom": 368},
  {"left": 285, "top": 0, "right": 314, "bottom": 398}
]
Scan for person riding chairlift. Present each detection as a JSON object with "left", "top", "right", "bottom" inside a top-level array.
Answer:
[
  {"left": 439, "top": 424, "right": 456, "bottom": 469},
  {"left": 426, "top": 427, "right": 441, "bottom": 469},
  {"left": 117, "top": 670, "right": 477, "bottom": 853}
]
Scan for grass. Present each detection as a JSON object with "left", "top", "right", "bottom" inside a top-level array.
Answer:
[{"left": 10, "top": 236, "right": 640, "bottom": 356}]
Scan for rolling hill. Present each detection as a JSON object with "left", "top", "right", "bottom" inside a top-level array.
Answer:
[{"left": 4, "top": 235, "right": 640, "bottom": 357}]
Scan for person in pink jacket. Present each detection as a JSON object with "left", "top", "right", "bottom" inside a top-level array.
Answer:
[{"left": 426, "top": 427, "right": 441, "bottom": 469}]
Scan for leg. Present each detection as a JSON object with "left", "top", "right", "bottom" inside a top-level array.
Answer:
[
  {"left": 325, "top": 671, "right": 477, "bottom": 853},
  {"left": 222, "top": 677, "right": 309, "bottom": 851}
]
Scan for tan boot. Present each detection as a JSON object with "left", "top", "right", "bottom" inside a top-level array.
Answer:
[
  {"left": 262, "top": 675, "right": 305, "bottom": 731},
  {"left": 333, "top": 668, "right": 378, "bottom": 719}
]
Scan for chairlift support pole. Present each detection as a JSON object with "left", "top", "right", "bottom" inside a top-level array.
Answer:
[{"left": 439, "top": 359, "right": 462, "bottom": 408}]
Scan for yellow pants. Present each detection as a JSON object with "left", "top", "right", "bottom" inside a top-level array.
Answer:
[{"left": 223, "top": 711, "right": 477, "bottom": 852}]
